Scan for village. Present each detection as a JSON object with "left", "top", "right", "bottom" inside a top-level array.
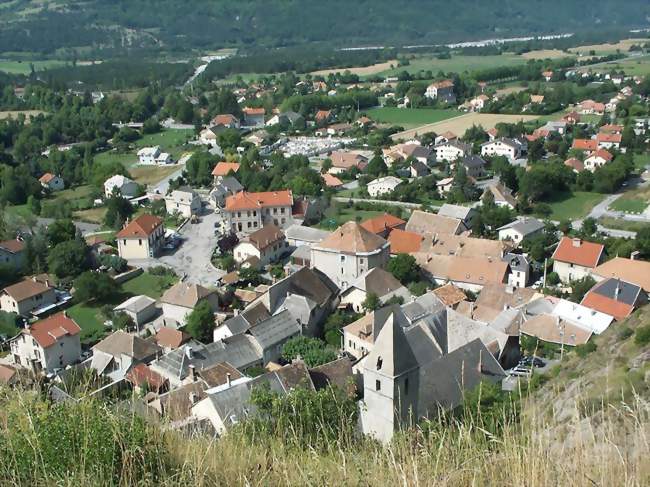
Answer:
[{"left": 1, "top": 40, "right": 650, "bottom": 446}]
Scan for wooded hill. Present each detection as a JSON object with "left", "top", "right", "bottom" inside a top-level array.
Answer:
[{"left": 0, "top": 0, "right": 647, "bottom": 55}]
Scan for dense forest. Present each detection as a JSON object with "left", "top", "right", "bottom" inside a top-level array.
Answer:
[{"left": 0, "top": 0, "right": 648, "bottom": 54}]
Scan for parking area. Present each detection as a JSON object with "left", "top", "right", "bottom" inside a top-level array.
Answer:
[{"left": 131, "top": 209, "right": 226, "bottom": 287}]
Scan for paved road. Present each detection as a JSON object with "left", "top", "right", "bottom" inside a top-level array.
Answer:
[
  {"left": 149, "top": 156, "right": 191, "bottom": 195},
  {"left": 35, "top": 217, "right": 100, "bottom": 236},
  {"left": 130, "top": 210, "right": 225, "bottom": 287}
]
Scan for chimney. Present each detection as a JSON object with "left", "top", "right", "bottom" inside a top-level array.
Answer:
[
  {"left": 188, "top": 364, "right": 197, "bottom": 382},
  {"left": 572, "top": 238, "right": 581, "bottom": 248},
  {"left": 185, "top": 346, "right": 193, "bottom": 360},
  {"left": 226, "top": 373, "right": 232, "bottom": 388}
]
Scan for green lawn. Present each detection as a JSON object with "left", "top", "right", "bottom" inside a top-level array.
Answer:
[
  {"left": 368, "top": 107, "right": 461, "bottom": 129},
  {"left": 544, "top": 191, "right": 606, "bottom": 220},
  {"left": 598, "top": 217, "right": 650, "bottom": 233},
  {"left": 609, "top": 198, "right": 648, "bottom": 214},
  {"left": 633, "top": 153, "right": 650, "bottom": 173},
  {"left": 373, "top": 53, "right": 527, "bottom": 78},
  {"left": 587, "top": 55, "right": 650, "bottom": 77},
  {"left": 0, "top": 58, "right": 67, "bottom": 75},
  {"left": 67, "top": 271, "right": 178, "bottom": 344},
  {"left": 121, "top": 271, "right": 178, "bottom": 299}
]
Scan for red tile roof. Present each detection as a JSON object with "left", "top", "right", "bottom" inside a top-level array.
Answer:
[
  {"left": 572, "top": 139, "right": 598, "bottom": 151},
  {"left": 39, "top": 173, "right": 56, "bottom": 184},
  {"left": 321, "top": 173, "right": 343, "bottom": 188},
  {"left": 587, "top": 149, "right": 613, "bottom": 162},
  {"left": 27, "top": 313, "right": 81, "bottom": 349},
  {"left": 154, "top": 327, "right": 190, "bottom": 350},
  {"left": 211, "top": 162, "right": 241, "bottom": 177},
  {"left": 387, "top": 229, "right": 423, "bottom": 254},
  {"left": 581, "top": 292, "right": 634, "bottom": 321},
  {"left": 596, "top": 133, "right": 622, "bottom": 143},
  {"left": 212, "top": 114, "right": 238, "bottom": 125},
  {"left": 243, "top": 107, "right": 265, "bottom": 115},
  {"left": 0, "top": 239, "right": 25, "bottom": 254},
  {"left": 552, "top": 237, "right": 604, "bottom": 268},
  {"left": 564, "top": 157, "right": 585, "bottom": 172},
  {"left": 360, "top": 213, "right": 405, "bottom": 235},
  {"left": 126, "top": 363, "right": 167, "bottom": 391},
  {"left": 225, "top": 190, "right": 293, "bottom": 211},
  {"left": 599, "top": 124, "right": 623, "bottom": 134},
  {"left": 116, "top": 214, "right": 163, "bottom": 239}
]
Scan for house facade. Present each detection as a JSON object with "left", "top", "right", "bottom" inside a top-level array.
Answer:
[
  {"left": 234, "top": 225, "right": 288, "bottom": 267},
  {"left": 0, "top": 239, "right": 26, "bottom": 271},
  {"left": 425, "top": 80, "right": 456, "bottom": 104},
  {"left": 552, "top": 237, "right": 605, "bottom": 283},
  {"left": 10, "top": 313, "right": 81, "bottom": 374},
  {"left": 0, "top": 276, "right": 57, "bottom": 316},
  {"left": 434, "top": 141, "right": 470, "bottom": 162},
  {"left": 165, "top": 188, "right": 202, "bottom": 218},
  {"left": 481, "top": 138, "right": 524, "bottom": 160},
  {"left": 39, "top": 173, "right": 65, "bottom": 191},
  {"left": 137, "top": 146, "right": 172, "bottom": 165},
  {"left": 367, "top": 176, "right": 402, "bottom": 197},
  {"left": 116, "top": 214, "right": 165, "bottom": 260},
  {"left": 104, "top": 175, "right": 139, "bottom": 198},
  {"left": 224, "top": 190, "right": 294, "bottom": 234}
]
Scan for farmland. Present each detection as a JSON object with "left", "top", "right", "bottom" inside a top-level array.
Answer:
[
  {"left": 0, "top": 59, "right": 67, "bottom": 74},
  {"left": 367, "top": 107, "right": 462, "bottom": 129},
  {"left": 391, "top": 112, "right": 539, "bottom": 140},
  {"left": 373, "top": 53, "right": 526, "bottom": 78},
  {"left": 310, "top": 60, "right": 398, "bottom": 76}
]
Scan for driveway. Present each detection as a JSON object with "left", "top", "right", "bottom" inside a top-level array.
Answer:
[
  {"left": 131, "top": 210, "right": 226, "bottom": 287},
  {"left": 148, "top": 156, "right": 191, "bottom": 195},
  {"left": 35, "top": 217, "right": 100, "bottom": 236}
]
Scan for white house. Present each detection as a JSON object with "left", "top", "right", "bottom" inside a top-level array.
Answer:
[
  {"left": 39, "top": 173, "right": 65, "bottom": 192},
  {"left": 161, "top": 282, "right": 219, "bottom": 328},
  {"left": 584, "top": 149, "right": 613, "bottom": 172},
  {"left": 113, "top": 295, "right": 158, "bottom": 328},
  {"left": 425, "top": 80, "right": 456, "bottom": 103},
  {"left": 137, "top": 146, "right": 173, "bottom": 165},
  {"left": 340, "top": 268, "right": 412, "bottom": 313},
  {"left": 10, "top": 312, "right": 81, "bottom": 374},
  {"left": 503, "top": 253, "right": 531, "bottom": 288},
  {"left": 311, "top": 222, "right": 390, "bottom": 290},
  {"left": 233, "top": 225, "right": 289, "bottom": 267},
  {"left": 481, "top": 138, "right": 525, "bottom": 160},
  {"left": 552, "top": 237, "right": 605, "bottom": 283},
  {"left": 367, "top": 176, "right": 402, "bottom": 197},
  {"left": 497, "top": 218, "right": 545, "bottom": 245},
  {"left": 104, "top": 175, "right": 139, "bottom": 199},
  {"left": 434, "top": 141, "right": 470, "bottom": 162},
  {"left": 165, "top": 188, "right": 202, "bottom": 218}
]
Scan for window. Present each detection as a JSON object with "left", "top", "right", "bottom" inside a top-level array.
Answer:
[
  {"left": 375, "top": 380, "right": 381, "bottom": 391},
  {"left": 340, "top": 255, "right": 346, "bottom": 262},
  {"left": 139, "top": 239, "right": 142, "bottom": 246},
  {"left": 376, "top": 357, "right": 383, "bottom": 370},
  {"left": 404, "top": 378, "right": 409, "bottom": 395},
  {"left": 359, "top": 258, "right": 364, "bottom": 265},
  {"left": 253, "top": 211, "right": 257, "bottom": 217},
  {"left": 281, "top": 207, "right": 285, "bottom": 214}
]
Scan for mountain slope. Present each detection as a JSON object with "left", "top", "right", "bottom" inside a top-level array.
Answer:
[{"left": 0, "top": 0, "right": 648, "bottom": 54}]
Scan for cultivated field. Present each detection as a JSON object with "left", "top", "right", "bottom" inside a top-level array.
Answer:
[
  {"left": 374, "top": 53, "right": 526, "bottom": 77},
  {"left": 391, "top": 112, "right": 538, "bottom": 140},
  {"left": 520, "top": 49, "right": 570, "bottom": 60},
  {"left": 0, "top": 110, "right": 46, "bottom": 122},
  {"left": 310, "top": 60, "right": 397, "bottom": 76},
  {"left": 0, "top": 58, "right": 67, "bottom": 74},
  {"left": 568, "top": 38, "right": 647, "bottom": 56},
  {"left": 368, "top": 107, "right": 461, "bottom": 129}
]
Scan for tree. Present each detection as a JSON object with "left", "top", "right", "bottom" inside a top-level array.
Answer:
[
  {"left": 569, "top": 276, "right": 596, "bottom": 303},
  {"left": 104, "top": 196, "right": 134, "bottom": 229},
  {"left": 217, "top": 129, "right": 242, "bottom": 151},
  {"left": 320, "top": 158, "right": 333, "bottom": 174},
  {"left": 47, "top": 239, "right": 89, "bottom": 279},
  {"left": 366, "top": 153, "right": 387, "bottom": 177},
  {"left": 362, "top": 292, "right": 380, "bottom": 312},
  {"left": 46, "top": 219, "right": 77, "bottom": 247},
  {"left": 387, "top": 253, "right": 420, "bottom": 284},
  {"left": 636, "top": 226, "right": 650, "bottom": 257},
  {"left": 581, "top": 217, "right": 597, "bottom": 236},
  {"left": 281, "top": 336, "right": 337, "bottom": 368},
  {"left": 112, "top": 311, "right": 135, "bottom": 331},
  {"left": 239, "top": 266, "right": 263, "bottom": 285},
  {"left": 185, "top": 300, "right": 215, "bottom": 342},
  {"left": 73, "top": 271, "right": 118, "bottom": 302}
]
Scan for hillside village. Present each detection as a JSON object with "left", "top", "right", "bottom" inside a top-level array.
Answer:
[{"left": 1, "top": 36, "right": 650, "bottom": 449}]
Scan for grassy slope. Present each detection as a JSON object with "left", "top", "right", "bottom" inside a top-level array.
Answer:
[{"left": 544, "top": 191, "right": 605, "bottom": 220}]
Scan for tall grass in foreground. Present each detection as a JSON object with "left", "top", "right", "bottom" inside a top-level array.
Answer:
[{"left": 0, "top": 383, "right": 648, "bottom": 486}]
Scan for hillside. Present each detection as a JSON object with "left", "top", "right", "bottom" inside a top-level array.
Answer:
[
  {"left": 1, "top": 307, "right": 649, "bottom": 485},
  {"left": 0, "top": 0, "right": 648, "bottom": 55}
]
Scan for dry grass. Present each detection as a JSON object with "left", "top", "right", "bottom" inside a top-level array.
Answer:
[
  {"left": 73, "top": 207, "right": 107, "bottom": 224},
  {"left": 130, "top": 164, "right": 182, "bottom": 186},
  {"left": 0, "top": 110, "right": 46, "bottom": 122},
  {"left": 521, "top": 49, "right": 570, "bottom": 60},
  {"left": 310, "top": 60, "right": 398, "bottom": 76},
  {"left": 392, "top": 113, "right": 539, "bottom": 140},
  {"left": 569, "top": 38, "right": 647, "bottom": 55}
]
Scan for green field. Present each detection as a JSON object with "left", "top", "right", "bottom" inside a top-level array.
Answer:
[
  {"left": 67, "top": 271, "right": 177, "bottom": 344},
  {"left": 367, "top": 107, "right": 461, "bottom": 129},
  {"left": 0, "top": 59, "right": 67, "bottom": 74},
  {"left": 544, "top": 191, "right": 606, "bottom": 220},
  {"left": 121, "top": 271, "right": 177, "bottom": 299},
  {"left": 374, "top": 53, "right": 527, "bottom": 78},
  {"left": 633, "top": 153, "right": 650, "bottom": 172},
  {"left": 598, "top": 217, "right": 649, "bottom": 233},
  {"left": 610, "top": 198, "right": 648, "bottom": 214},
  {"left": 586, "top": 54, "right": 650, "bottom": 77}
]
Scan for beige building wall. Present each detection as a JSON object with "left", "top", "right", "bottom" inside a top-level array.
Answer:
[
  {"left": 553, "top": 260, "right": 592, "bottom": 283},
  {"left": 0, "top": 289, "right": 57, "bottom": 315}
]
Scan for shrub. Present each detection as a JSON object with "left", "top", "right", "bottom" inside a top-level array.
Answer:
[
  {"left": 634, "top": 325, "right": 650, "bottom": 346},
  {"left": 617, "top": 326, "right": 634, "bottom": 341},
  {"left": 575, "top": 341, "right": 597, "bottom": 358}
]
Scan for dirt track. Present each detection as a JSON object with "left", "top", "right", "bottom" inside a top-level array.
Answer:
[
  {"left": 310, "top": 60, "right": 397, "bottom": 76},
  {"left": 391, "top": 113, "right": 539, "bottom": 140}
]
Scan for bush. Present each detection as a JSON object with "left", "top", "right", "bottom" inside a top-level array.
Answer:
[
  {"left": 617, "top": 326, "right": 634, "bottom": 341},
  {"left": 281, "top": 336, "right": 337, "bottom": 367},
  {"left": 575, "top": 341, "right": 597, "bottom": 358},
  {"left": 546, "top": 271, "right": 560, "bottom": 286},
  {"left": 634, "top": 325, "right": 650, "bottom": 346}
]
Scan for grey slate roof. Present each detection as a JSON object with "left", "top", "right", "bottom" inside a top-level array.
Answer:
[
  {"left": 460, "top": 155, "right": 487, "bottom": 169},
  {"left": 590, "top": 278, "right": 641, "bottom": 306},
  {"left": 497, "top": 217, "right": 545, "bottom": 236},
  {"left": 247, "top": 309, "right": 300, "bottom": 350},
  {"left": 438, "top": 203, "right": 475, "bottom": 221},
  {"left": 284, "top": 224, "right": 331, "bottom": 245},
  {"left": 503, "top": 253, "right": 530, "bottom": 272},
  {"left": 151, "top": 334, "right": 263, "bottom": 382}
]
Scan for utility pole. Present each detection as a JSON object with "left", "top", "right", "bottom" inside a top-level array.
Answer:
[{"left": 542, "top": 257, "right": 548, "bottom": 294}]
